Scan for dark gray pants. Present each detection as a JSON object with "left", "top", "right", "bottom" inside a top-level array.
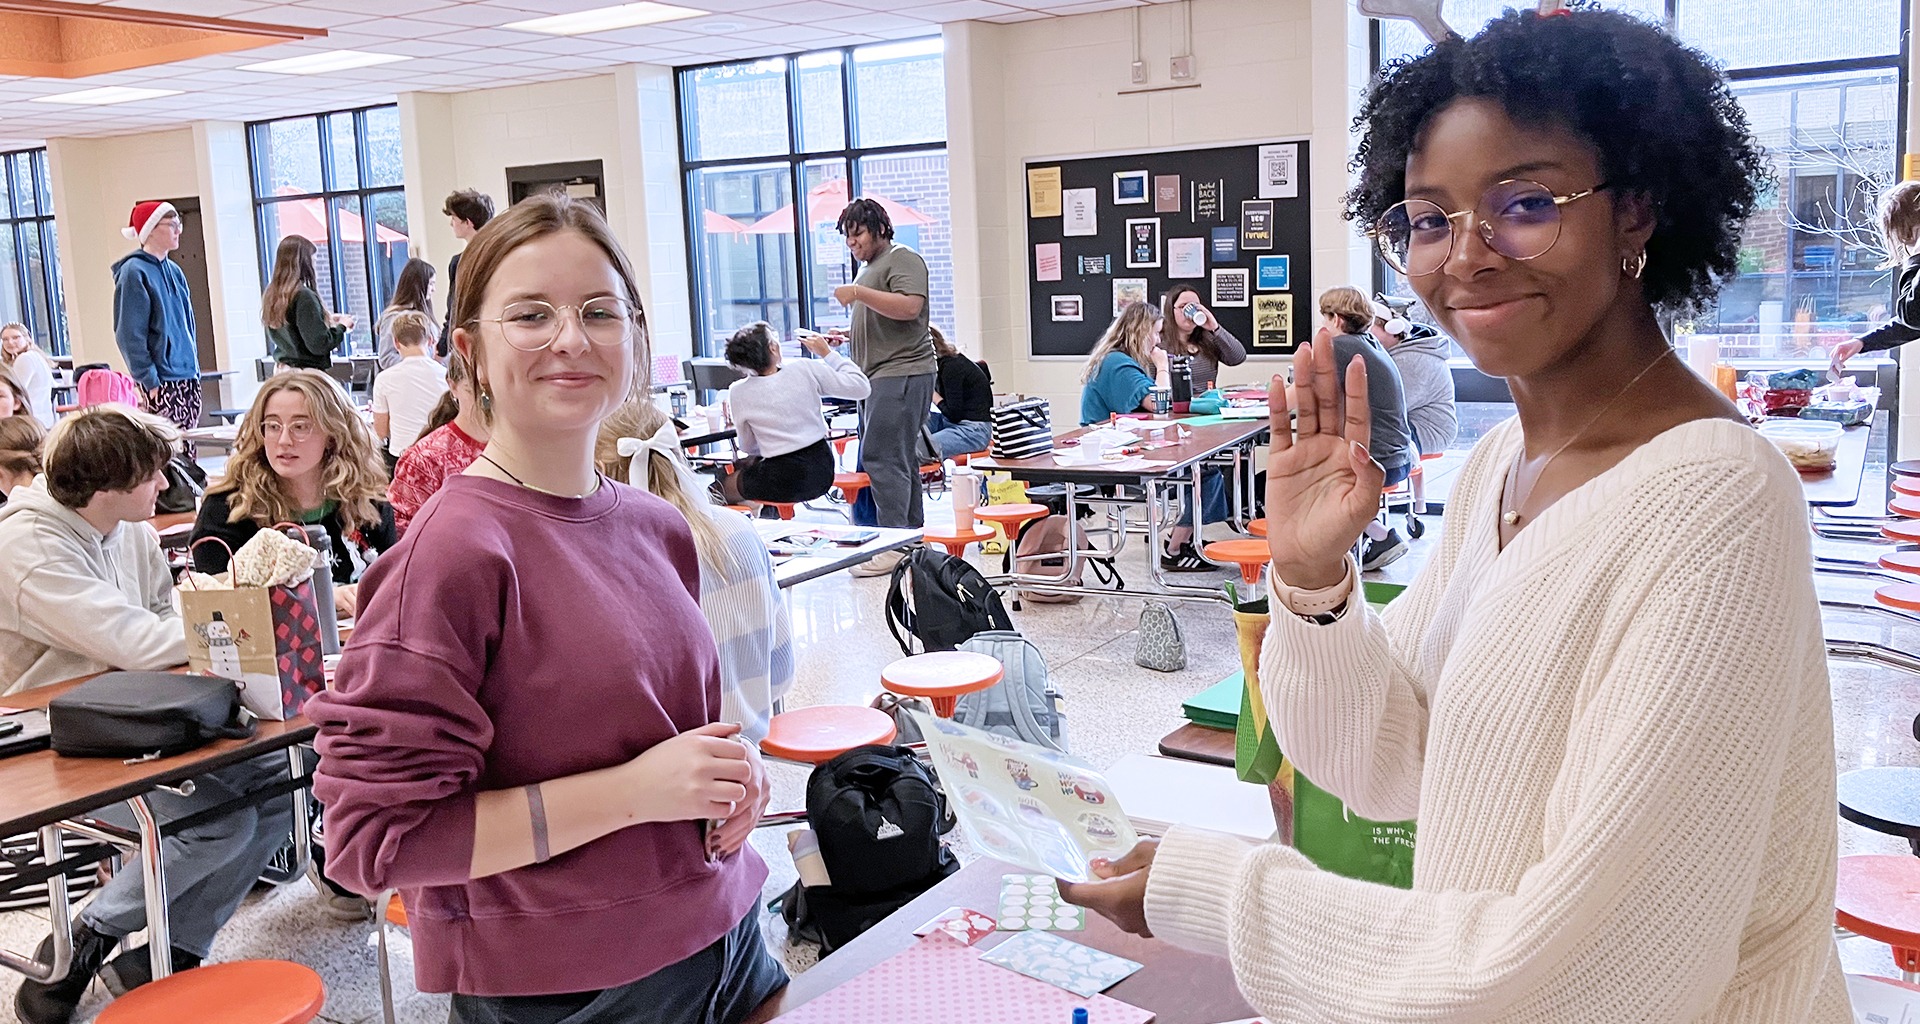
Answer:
[
  {"left": 860, "top": 372, "right": 935, "bottom": 529},
  {"left": 448, "top": 911, "right": 787, "bottom": 1024}
]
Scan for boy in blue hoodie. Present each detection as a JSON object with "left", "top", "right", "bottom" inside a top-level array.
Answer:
[{"left": 111, "top": 201, "right": 202, "bottom": 444}]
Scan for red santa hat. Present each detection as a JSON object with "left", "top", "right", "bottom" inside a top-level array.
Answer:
[{"left": 122, "top": 201, "right": 177, "bottom": 243}]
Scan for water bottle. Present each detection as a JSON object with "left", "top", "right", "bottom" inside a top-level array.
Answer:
[
  {"left": 788, "top": 828, "right": 833, "bottom": 887},
  {"left": 298, "top": 524, "right": 342, "bottom": 656},
  {"left": 951, "top": 464, "right": 980, "bottom": 533},
  {"left": 1182, "top": 302, "right": 1210, "bottom": 329},
  {"left": 1170, "top": 356, "right": 1193, "bottom": 414}
]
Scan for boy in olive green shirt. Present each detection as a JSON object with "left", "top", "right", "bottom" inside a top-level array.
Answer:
[{"left": 831, "top": 199, "right": 935, "bottom": 575}]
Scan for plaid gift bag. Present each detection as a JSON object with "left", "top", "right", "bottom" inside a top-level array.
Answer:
[{"left": 182, "top": 538, "right": 327, "bottom": 722}]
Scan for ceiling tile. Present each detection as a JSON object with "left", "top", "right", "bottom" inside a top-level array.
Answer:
[
  {"left": 757, "top": 1, "right": 876, "bottom": 25},
  {"left": 813, "top": 12, "right": 938, "bottom": 33},
  {"left": 296, "top": 0, "right": 458, "bottom": 14},
  {"left": 981, "top": 7, "right": 1051, "bottom": 18},
  {"left": 100, "top": 0, "right": 277, "bottom": 16}
]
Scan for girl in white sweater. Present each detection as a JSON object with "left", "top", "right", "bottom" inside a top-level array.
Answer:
[
  {"left": 719, "top": 321, "right": 870, "bottom": 506},
  {"left": 1063, "top": 10, "right": 1847, "bottom": 1022}
]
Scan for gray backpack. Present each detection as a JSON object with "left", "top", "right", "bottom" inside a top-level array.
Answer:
[{"left": 952, "top": 630, "right": 1067, "bottom": 752}]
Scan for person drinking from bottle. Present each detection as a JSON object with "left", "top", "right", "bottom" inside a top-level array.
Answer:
[
  {"left": 1158, "top": 285, "right": 1246, "bottom": 393},
  {"left": 1061, "top": 9, "right": 1845, "bottom": 1022}
]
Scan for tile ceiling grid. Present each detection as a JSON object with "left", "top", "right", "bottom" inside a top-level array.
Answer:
[{"left": 0, "top": 0, "right": 1177, "bottom": 145}]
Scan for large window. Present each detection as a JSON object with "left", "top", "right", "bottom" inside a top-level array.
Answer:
[
  {"left": 0, "top": 149, "right": 66, "bottom": 356},
  {"left": 679, "top": 40, "right": 951, "bottom": 355},
  {"left": 248, "top": 106, "right": 408, "bottom": 356},
  {"left": 1366, "top": 0, "right": 1906, "bottom": 450}
]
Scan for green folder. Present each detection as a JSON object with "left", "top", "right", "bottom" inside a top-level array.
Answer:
[{"left": 1181, "top": 673, "right": 1243, "bottom": 730}]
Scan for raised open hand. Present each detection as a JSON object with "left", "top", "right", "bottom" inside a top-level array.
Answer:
[{"left": 1264, "top": 337, "right": 1385, "bottom": 589}]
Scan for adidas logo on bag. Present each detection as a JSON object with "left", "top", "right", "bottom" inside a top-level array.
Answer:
[{"left": 874, "top": 817, "right": 904, "bottom": 840}]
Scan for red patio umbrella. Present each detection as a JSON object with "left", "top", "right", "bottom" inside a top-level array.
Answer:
[
  {"left": 744, "top": 178, "right": 935, "bottom": 234},
  {"left": 703, "top": 209, "right": 750, "bottom": 235},
  {"left": 270, "top": 187, "right": 409, "bottom": 252}
]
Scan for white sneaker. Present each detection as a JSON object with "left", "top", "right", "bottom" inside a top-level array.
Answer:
[{"left": 852, "top": 548, "right": 907, "bottom": 577}]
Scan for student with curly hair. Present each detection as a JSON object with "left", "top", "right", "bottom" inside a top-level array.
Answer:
[
  {"left": 191, "top": 370, "right": 396, "bottom": 617},
  {"left": 1064, "top": 10, "right": 1846, "bottom": 1022}
]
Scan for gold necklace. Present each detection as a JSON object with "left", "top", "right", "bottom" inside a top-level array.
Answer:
[{"left": 1502, "top": 347, "right": 1674, "bottom": 527}]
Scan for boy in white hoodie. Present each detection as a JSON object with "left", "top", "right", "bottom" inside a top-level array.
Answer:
[
  {"left": 0, "top": 404, "right": 183, "bottom": 695},
  {"left": 1, "top": 405, "right": 296, "bottom": 1024}
]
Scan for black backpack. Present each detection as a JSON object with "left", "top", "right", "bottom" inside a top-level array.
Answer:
[
  {"left": 777, "top": 745, "right": 958, "bottom": 953},
  {"left": 885, "top": 547, "right": 1014, "bottom": 655}
]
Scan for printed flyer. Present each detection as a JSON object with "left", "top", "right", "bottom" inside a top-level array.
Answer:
[{"left": 913, "top": 712, "right": 1142, "bottom": 882}]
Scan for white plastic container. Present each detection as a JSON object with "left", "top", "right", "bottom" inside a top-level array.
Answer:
[
  {"left": 950, "top": 464, "right": 980, "bottom": 532},
  {"left": 1758, "top": 419, "right": 1843, "bottom": 472}
]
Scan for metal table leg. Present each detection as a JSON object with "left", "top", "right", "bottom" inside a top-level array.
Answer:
[
  {"left": 127, "top": 795, "right": 171, "bottom": 982},
  {"left": 0, "top": 824, "right": 72, "bottom": 981}
]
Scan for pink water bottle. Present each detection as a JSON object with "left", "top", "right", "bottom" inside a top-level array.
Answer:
[{"left": 951, "top": 464, "right": 980, "bottom": 533}]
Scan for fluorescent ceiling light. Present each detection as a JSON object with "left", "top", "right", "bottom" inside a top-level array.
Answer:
[
  {"left": 502, "top": 2, "right": 708, "bottom": 35},
  {"left": 31, "top": 86, "right": 182, "bottom": 105},
  {"left": 240, "top": 50, "right": 411, "bottom": 75}
]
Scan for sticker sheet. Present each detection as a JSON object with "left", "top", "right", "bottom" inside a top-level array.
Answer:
[
  {"left": 999, "top": 874, "right": 1084, "bottom": 931},
  {"left": 980, "top": 930, "right": 1144, "bottom": 998},
  {"left": 910, "top": 712, "right": 1140, "bottom": 882}
]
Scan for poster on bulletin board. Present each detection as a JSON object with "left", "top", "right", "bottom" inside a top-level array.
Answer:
[{"left": 1024, "top": 140, "right": 1312, "bottom": 356}]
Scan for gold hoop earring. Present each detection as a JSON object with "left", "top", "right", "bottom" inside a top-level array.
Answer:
[{"left": 1623, "top": 251, "right": 1647, "bottom": 280}]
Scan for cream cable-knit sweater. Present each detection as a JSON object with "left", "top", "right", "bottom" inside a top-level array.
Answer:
[{"left": 1146, "top": 417, "right": 1849, "bottom": 1023}]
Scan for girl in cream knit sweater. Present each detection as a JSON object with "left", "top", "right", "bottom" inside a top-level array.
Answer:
[{"left": 1063, "top": 10, "right": 1847, "bottom": 1022}]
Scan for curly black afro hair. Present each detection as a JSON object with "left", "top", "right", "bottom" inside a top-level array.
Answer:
[{"left": 1345, "top": 6, "right": 1768, "bottom": 314}]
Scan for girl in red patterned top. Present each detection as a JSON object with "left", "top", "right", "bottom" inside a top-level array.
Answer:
[{"left": 390, "top": 349, "right": 489, "bottom": 534}]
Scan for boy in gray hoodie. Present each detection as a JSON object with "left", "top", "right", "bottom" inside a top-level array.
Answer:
[
  {"left": 0, "top": 405, "right": 183, "bottom": 695},
  {"left": 3, "top": 406, "right": 294, "bottom": 1024}
]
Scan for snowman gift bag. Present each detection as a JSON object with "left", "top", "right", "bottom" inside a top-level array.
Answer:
[{"left": 179, "top": 530, "right": 327, "bottom": 721}]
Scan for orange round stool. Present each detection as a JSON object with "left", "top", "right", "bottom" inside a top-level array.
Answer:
[
  {"left": 881, "top": 651, "right": 1003, "bottom": 717},
  {"left": 1884, "top": 519, "right": 1920, "bottom": 544},
  {"left": 1245, "top": 518, "right": 1267, "bottom": 538},
  {"left": 1876, "top": 583, "right": 1920, "bottom": 613},
  {"left": 1894, "top": 476, "right": 1920, "bottom": 498},
  {"left": 760, "top": 502, "right": 798, "bottom": 520},
  {"left": 922, "top": 523, "right": 997, "bottom": 558},
  {"left": 1203, "top": 539, "right": 1269, "bottom": 586},
  {"left": 954, "top": 450, "right": 989, "bottom": 466},
  {"left": 1883, "top": 551, "right": 1920, "bottom": 575},
  {"left": 975, "top": 503, "right": 1050, "bottom": 572},
  {"left": 834, "top": 471, "right": 871, "bottom": 508},
  {"left": 1893, "top": 496, "right": 1920, "bottom": 519},
  {"left": 760, "top": 705, "right": 898, "bottom": 765},
  {"left": 95, "top": 960, "right": 325, "bottom": 1024},
  {"left": 1838, "top": 855, "right": 1920, "bottom": 979}
]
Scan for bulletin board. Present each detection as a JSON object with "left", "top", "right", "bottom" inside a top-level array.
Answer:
[{"left": 1024, "top": 139, "right": 1312, "bottom": 358}]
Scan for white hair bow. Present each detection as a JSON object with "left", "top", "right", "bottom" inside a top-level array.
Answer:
[{"left": 615, "top": 420, "right": 686, "bottom": 493}]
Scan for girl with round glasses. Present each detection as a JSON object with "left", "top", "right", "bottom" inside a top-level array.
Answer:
[
  {"left": 192, "top": 370, "right": 396, "bottom": 616},
  {"left": 308, "top": 194, "right": 783, "bottom": 1024},
  {"left": 1063, "top": 10, "right": 1846, "bottom": 1022}
]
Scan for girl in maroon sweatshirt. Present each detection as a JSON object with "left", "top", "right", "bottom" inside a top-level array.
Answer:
[{"left": 310, "top": 193, "right": 785, "bottom": 1024}]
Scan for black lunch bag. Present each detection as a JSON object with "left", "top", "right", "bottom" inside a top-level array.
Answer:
[{"left": 49, "top": 672, "right": 255, "bottom": 759}]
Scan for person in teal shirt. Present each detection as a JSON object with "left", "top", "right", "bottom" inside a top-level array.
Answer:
[
  {"left": 1078, "top": 302, "right": 1215, "bottom": 571},
  {"left": 1079, "top": 302, "right": 1161, "bottom": 425}
]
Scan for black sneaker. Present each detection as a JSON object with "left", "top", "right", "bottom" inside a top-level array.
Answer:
[
  {"left": 1361, "top": 529, "right": 1409, "bottom": 571},
  {"left": 1160, "top": 545, "right": 1214, "bottom": 573},
  {"left": 15, "top": 922, "right": 118, "bottom": 1024},
  {"left": 98, "top": 945, "right": 202, "bottom": 997}
]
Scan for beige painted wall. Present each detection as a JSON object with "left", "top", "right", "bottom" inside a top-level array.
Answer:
[
  {"left": 944, "top": 0, "right": 1371, "bottom": 422},
  {"left": 46, "top": 128, "right": 201, "bottom": 372},
  {"left": 395, "top": 68, "right": 693, "bottom": 363}
]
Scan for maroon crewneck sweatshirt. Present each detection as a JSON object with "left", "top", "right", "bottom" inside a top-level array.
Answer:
[{"left": 309, "top": 474, "right": 767, "bottom": 996}]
